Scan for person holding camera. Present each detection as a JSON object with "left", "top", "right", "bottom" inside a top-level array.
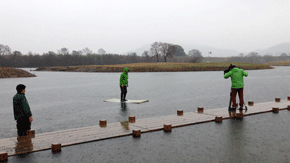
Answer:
[{"left": 224, "top": 64, "right": 248, "bottom": 110}]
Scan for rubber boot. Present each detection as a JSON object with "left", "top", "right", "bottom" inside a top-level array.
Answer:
[
  {"left": 121, "top": 93, "right": 124, "bottom": 102},
  {"left": 124, "top": 93, "right": 127, "bottom": 101}
]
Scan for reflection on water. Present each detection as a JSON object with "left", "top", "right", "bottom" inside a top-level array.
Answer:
[
  {"left": 120, "top": 102, "right": 130, "bottom": 130},
  {"left": 120, "top": 121, "right": 129, "bottom": 130},
  {"left": 15, "top": 135, "right": 33, "bottom": 155},
  {"left": 228, "top": 109, "right": 246, "bottom": 118},
  {"left": 121, "top": 102, "right": 127, "bottom": 111}
]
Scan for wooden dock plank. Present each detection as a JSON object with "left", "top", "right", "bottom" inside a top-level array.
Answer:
[{"left": 1, "top": 100, "right": 289, "bottom": 156}]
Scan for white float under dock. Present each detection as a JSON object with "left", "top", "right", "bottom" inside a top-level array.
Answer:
[{"left": 104, "top": 98, "right": 149, "bottom": 104}]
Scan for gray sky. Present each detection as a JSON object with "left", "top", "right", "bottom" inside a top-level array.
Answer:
[{"left": 1, "top": 0, "right": 290, "bottom": 55}]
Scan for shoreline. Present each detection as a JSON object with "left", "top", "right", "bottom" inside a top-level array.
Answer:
[{"left": 35, "top": 62, "right": 274, "bottom": 73}]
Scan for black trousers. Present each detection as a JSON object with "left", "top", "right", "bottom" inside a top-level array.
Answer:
[
  {"left": 16, "top": 117, "right": 31, "bottom": 136},
  {"left": 120, "top": 86, "right": 127, "bottom": 100}
]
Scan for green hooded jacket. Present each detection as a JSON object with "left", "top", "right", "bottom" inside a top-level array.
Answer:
[
  {"left": 224, "top": 67, "right": 248, "bottom": 88},
  {"left": 13, "top": 93, "right": 32, "bottom": 120},
  {"left": 120, "top": 68, "right": 129, "bottom": 86}
]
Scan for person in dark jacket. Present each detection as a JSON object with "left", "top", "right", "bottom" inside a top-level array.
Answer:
[
  {"left": 120, "top": 68, "right": 130, "bottom": 102},
  {"left": 13, "top": 84, "right": 33, "bottom": 136},
  {"left": 224, "top": 64, "right": 248, "bottom": 110}
]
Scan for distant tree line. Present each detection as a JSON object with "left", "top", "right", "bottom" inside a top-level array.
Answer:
[
  {"left": 0, "top": 43, "right": 205, "bottom": 67},
  {"left": 227, "top": 52, "right": 290, "bottom": 64}
]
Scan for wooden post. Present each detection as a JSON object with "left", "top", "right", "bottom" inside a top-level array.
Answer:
[
  {"left": 272, "top": 107, "right": 279, "bottom": 113},
  {"left": 287, "top": 105, "right": 290, "bottom": 110},
  {"left": 99, "top": 120, "right": 107, "bottom": 127},
  {"left": 275, "top": 98, "right": 280, "bottom": 102},
  {"left": 163, "top": 124, "right": 172, "bottom": 132},
  {"left": 51, "top": 143, "right": 61, "bottom": 152},
  {"left": 0, "top": 152, "right": 8, "bottom": 162},
  {"left": 177, "top": 110, "right": 183, "bottom": 116},
  {"left": 197, "top": 107, "right": 204, "bottom": 113},
  {"left": 236, "top": 113, "right": 243, "bottom": 119},
  {"left": 27, "top": 130, "right": 35, "bottom": 138},
  {"left": 248, "top": 101, "right": 254, "bottom": 106},
  {"left": 215, "top": 117, "right": 222, "bottom": 123},
  {"left": 129, "top": 116, "right": 135, "bottom": 123},
  {"left": 132, "top": 130, "right": 141, "bottom": 137},
  {"left": 288, "top": 96, "right": 290, "bottom": 101}
]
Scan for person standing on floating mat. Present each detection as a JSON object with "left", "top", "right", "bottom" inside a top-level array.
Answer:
[
  {"left": 224, "top": 63, "right": 248, "bottom": 110},
  {"left": 13, "top": 84, "right": 33, "bottom": 136},
  {"left": 120, "top": 67, "right": 130, "bottom": 102}
]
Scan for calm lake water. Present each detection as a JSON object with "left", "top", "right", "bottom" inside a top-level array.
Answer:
[{"left": 0, "top": 67, "right": 289, "bottom": 139}]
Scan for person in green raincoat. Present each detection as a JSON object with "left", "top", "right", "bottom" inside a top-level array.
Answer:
[
  {"left": 120, "top": 68, "right": 130, "bottom": 101},
  {"left": 224, "top": 64, "right": 248, "bottom": 110}
]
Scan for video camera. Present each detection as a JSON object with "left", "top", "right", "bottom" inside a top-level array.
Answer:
[{"left": 224, "top": 68, "right": 230, "bottom": 75}]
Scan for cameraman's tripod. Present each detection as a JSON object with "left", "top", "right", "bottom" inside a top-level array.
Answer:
[{"left": 228, "top": 89, "right": 247, "bottom": 111}]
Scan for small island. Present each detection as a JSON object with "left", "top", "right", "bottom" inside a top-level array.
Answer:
[
  {"left": 0, "top": 67, "right": 36, "bottom": 78},
  {"left": 35, "top": 62, "right": 273, "bottom": 72}
]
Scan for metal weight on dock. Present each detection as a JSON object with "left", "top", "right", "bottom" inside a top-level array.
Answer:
[
  {"left": 215, "top": 117, "right": 223, "bottom": 123},
  {"left": 163, "top": 124, "right": 172, "bottom": 132},
  {"left": 248, "top": 101, "right": 254, "bottom": 106},
  {"left": 0, "top": 152, "right": 8, "bottom": 162},
  {"left": 272, "top": 107, "right": 279, "bottom": 113},
  {"left": 51, "top": 143, "right": 61, "bottom": 153},
  {"left": 236, "top": 113, "right": 244, "bottom": 119},
  {"left": 132, "top": 130, "right": 141, "bottom": 137},
  {"left": 27, "top": 130, "right": 35, "bottom": 138},
  {"left": 275, "top": 98, "right": 280, "bottom": 102},
  {"left": 197, "top": 107, "right": 204, "bottom": 113},
  {"left": 129, "top": 116, "right": 135, "bottom": 123},
  {"left": 177, "top": 110, "right": 183, "bottom": 116},
  {"left": 99, "top": 120, "right": 107, "bottom": 127}
]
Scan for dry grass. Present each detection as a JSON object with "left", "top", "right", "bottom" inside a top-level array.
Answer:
[
  {"left": 36, "top": 62, "right": 273, "bottom": 72},
  {"left": 0, "top": 67, "right": 36, "bottom": 78},
  {"left": 268, "top": 61, "right": 290, "bottom": 66}
]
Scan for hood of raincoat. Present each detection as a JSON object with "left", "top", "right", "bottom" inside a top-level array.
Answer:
[{"left": 120, "top": 68, "right": 129, "bottom": 86}]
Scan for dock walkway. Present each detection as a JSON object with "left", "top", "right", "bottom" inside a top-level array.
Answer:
[{"left": 1, "top": 99, "right": 289, "bottom": 157}]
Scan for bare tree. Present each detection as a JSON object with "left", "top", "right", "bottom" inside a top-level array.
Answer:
[
  {"left": 0, "top": 44, "right": 11, "bottom": 55},
  {"left": 142, "top": 50, "right": 151, "bottom": 62},
  {"left": 188, "top": 49, "right": 203, "bottom": 63},
  {"left": 58, "top": 47, "right": 69, "bottom": 55},
  {"left": 150, "top": 42, "right": 161, "bottom": 62},
  {"left": 98, "top": 48, "right": 106, "bottom": 54},
  {"left": 159, "top": 43, "right": 176, "bottom": 62},
  {"left": 82, "top": 47, "right": 92, "bottom": 55}
]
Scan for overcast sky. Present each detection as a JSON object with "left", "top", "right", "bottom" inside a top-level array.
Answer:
[{"left": 1, "top": 0, "right": 290, "bottom": 55}]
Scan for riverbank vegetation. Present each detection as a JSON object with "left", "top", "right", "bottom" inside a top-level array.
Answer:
[
  {"left": 1, "top": 43, "right": 289, "bottom": 68},
  {"left": 0, "top": 67, "right": 36, "bottom": 78},
  {"left": 35, "top": 62, "right": 273, "bottom": 72},
  {"left": 268, "top": 61, "right": 290, "bottom": 66}
]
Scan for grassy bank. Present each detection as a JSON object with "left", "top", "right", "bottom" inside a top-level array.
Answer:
[
  {"left": 268, "top": 61, "right": 290, "bottom": 66},
  {"left": 35, "top": 62, "right": 273, "bottom": 72},
  {"left": 0, "top": 67, "right": 36, "bottom": 78}
]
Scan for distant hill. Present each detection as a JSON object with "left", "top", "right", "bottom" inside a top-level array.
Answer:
[
  {"left": 256, "top": 42, "right": 290, "bottom": 55},
  {"left": 126, "top": 43, "right": 240, "bottom": 57}
]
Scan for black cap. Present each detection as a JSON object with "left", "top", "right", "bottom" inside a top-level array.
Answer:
[
  {"left": 229, "top": 63, "right": 236, "bottom": 69},
  {"left": 16, "top": 84, "right": 26, "bottom": 93}
]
